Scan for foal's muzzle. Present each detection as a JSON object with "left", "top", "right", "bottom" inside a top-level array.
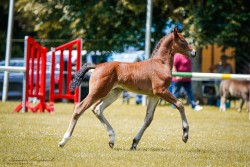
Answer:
[{"left": 189, "top": 49, "right": 196, "bottom": 58}]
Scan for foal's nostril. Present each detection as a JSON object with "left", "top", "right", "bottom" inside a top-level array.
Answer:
[
  {"left": 190, "top": 50, "right": 196, "bottom": 57},
  {"left": 192, "top": 52, "right": 196, "bottom": 57}
]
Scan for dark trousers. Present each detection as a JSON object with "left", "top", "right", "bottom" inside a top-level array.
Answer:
[{"left": 171, "top": 81, "right": 196, "bottom": 108}]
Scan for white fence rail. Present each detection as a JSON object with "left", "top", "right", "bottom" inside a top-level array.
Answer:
[{"left": 0, "top": 66, "right": 26, "bottom": 72}]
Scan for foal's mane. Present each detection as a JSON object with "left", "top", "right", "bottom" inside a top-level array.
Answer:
[
  {"left": 152, "top": 36, "right": 167, "bottom": 57},
  {"left": 151, "top": 33, "right": 172, "bottom": 58}
]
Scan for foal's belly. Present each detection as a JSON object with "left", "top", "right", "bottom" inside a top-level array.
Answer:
[
  {"left": 114, "top": 83, "right": 155, "bottom": 96},
  {"left": 229, "top": 87, "right": 246, "bottom": 98}
]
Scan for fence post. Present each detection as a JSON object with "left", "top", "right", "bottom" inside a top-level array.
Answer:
[
  {"left": 14, "top": 36, "right": 50, "bottom": 113},
  {"left": 49, "top": 39, "right": 82, "bottom": 112}
]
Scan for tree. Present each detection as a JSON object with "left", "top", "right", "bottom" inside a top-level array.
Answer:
[
  {"left": 0, "top": 0, "right": 9, "bottom": 59},
  {"left": 0, "top": 0, "right": 32, "bottom": 60},
  {"left": 2, "top": 0, "right": 250, "bottom": 74},
  {"left": 14, "top": 0, "right": 185, "bottom": 52},
  {"left": 179, "top": 0, "right": 250, "bottom": 74},
  {"left": 15, "top": 1, "right": 142, "bottom": 51}
]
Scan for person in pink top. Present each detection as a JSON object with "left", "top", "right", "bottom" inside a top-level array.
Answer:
[{"left": 171, "top": 53, "right": 203, "bottom": 111}]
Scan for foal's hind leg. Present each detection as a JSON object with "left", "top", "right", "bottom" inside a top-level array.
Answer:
[
  {"left": 238, "top": 99, "right": 245, "bottom": 112},
  {"left": 131, "top": 96, "right": 159, "bottom": 150},
  {"left": 91, "top": 88, "right": 122, "bottom": 148},
  {"left": 58, "top": 95, "right": 98, "bottom": 147}
]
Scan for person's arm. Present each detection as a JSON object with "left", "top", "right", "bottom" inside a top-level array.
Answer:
[{"left": 209, "top": 64, "right": 218, "bottom": 72}]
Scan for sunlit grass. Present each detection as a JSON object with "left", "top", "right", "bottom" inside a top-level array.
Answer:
[{"left": 0, "top": 99, "right": 249, "bottom": 166}]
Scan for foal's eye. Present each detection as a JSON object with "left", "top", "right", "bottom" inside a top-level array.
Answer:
[{"left": 180, "top": 39, "right": 186, "bottom": 42}]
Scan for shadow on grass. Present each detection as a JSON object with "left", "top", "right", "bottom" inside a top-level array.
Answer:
[
  {"left": 114, "top": 147, "right": 171, "bottom": 152},
  {"left": 114, "top": 146, "right": 214, "bottom": 154}
]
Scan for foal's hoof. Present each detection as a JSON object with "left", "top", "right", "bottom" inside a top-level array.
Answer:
[
  {"left": 182, "top": 134, "right": 188, "bottom": 143},
  {"left": 130, "top": 146, "right": 136, "bottom": 151},
  {"left": 58, "top": 142, "right": 65, "bottom": 148},
  {"left": 109, "top": 142, "right": 114, "bottom": 149}
]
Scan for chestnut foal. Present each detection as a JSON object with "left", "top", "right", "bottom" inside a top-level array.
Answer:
[
  {"left": 58, "top": 27, "right": 196, "bottom": 150},
  {"left": 220, "top": 80, "right": 250, "bottom": 119}
]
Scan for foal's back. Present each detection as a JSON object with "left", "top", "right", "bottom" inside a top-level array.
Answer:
[
  {"left": 220, "top": 80, "right": 250, "bottom": 98},
  {"left": 89, "top": 59, "right": 171, "bottom": 96}
]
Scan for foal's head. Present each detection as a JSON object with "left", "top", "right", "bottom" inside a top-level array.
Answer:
[{"left": 172, "top": 27, "right": 196, "bottom": 58}]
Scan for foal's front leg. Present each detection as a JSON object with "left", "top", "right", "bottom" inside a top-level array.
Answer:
[
  {"left": 220, "top": 95, "right": 227, "bottom": 112},
  {"left": 156, "top": 90, "right": 189, "bottom": 143},
  {"left": 131, "top": 96, "right": 159, "bottom": 150}
]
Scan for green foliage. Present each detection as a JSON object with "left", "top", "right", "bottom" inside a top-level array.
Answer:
[
  {"left": 0, "top": 0, "right": 10, "bottom": 59},
  {"left": 13, "top": 0, "right": 176, "bottom": 52},
  {"left": 183, "top": 0, "right": 250, "bottom": 49},
  {"left": 15, "top": 1, "right": 141, "bottom": 51},
  {"left": 1, "top": 0, "right": 250, "bottom": 69}
]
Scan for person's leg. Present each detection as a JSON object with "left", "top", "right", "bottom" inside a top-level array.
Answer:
[
  {"left": 182, "top": 82, "right": 196, "bottom": 108},
  {"left": 168, "top": 82, "right": 174, "bottom": 94},
  {"left": 171, "top": 82, "right": 182, "bottom": 108},
  {"left": 172, "top": 82, "right": 182, "bottom": 98}
]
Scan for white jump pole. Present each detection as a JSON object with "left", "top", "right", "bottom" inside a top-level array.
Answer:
[
  {"left": 172, "top": 72, "right": 250, "bottom": 80},
  {"left": 2, "top": 0, "right": 15, "bottom": 101},
  {"left": 142, "top": 0, "right": 152, "bottom": 106}
]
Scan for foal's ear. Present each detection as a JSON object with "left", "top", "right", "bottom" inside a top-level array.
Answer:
[{"left": 173, "top": 26, "right": 179, "bottom": 38}]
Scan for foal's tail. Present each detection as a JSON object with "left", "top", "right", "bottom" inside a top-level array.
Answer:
[{"left": 70, "top": 63, "right": 96, "bottom": 93}]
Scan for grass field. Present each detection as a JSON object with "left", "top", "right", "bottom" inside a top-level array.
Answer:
[{"left": 0, "top": 99, "right": 249, "bottom": 167}]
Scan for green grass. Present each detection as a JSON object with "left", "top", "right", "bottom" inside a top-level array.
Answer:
[{"left": 0, "top": 99, "right": 249, "bottom": 166}]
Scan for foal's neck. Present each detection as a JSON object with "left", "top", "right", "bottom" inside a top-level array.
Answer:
[{"left": 152, "top": 35, "right": 174, "bottom": 69}]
